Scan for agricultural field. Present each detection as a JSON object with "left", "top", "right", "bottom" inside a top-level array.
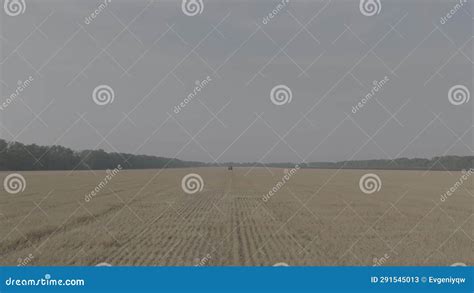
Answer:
[{"left": 0, "top": 168, "right": 472, "bottom": 266}]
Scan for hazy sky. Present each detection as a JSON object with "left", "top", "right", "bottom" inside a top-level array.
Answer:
[{"left": 0, "top": 0, "right": 472, "bottom": 163}]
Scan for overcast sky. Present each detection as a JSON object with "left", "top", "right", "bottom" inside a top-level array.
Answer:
[{"left": 0, "top": 0, "right": 472, "bottom": 163}]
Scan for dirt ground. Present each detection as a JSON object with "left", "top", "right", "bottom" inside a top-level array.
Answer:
[{"left": 0, "top": 168, "right": 472, "bottom": 266}]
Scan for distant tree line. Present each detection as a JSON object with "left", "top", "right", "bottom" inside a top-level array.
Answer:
[
  {"left": 225, "top": 157, "right": 473, "bottom": 171},
  {"left": 299, "top": 157, "right": 474, "bottom": 171},
  {"left": 0, "top": 139, "right": 206, "bottom": 171},
  {"left": 0, "top": 139, "right": 472, "bottom": 171}
]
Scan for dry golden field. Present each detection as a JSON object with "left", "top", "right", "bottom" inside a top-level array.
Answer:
[{"left": 0, "top": 168, "right": 472, "bottom": 266}]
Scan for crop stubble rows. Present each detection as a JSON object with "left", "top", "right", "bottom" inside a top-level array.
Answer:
[{"left": 0, "top": 168, "right": 472, "bottom": 266}]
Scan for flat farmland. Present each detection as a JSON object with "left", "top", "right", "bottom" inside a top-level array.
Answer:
[{"left": 0, "top": 168, "right": 472, "bottom": 266}]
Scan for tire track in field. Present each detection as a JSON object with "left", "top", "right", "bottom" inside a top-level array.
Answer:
[
  {"left": 108, "top": 171, "right": 232, "bottom": 265},
  {"left": 223, "top": 170, "right": 311, "bottom": 265},
  {"left": 107, "top": 193, "right": 216, "bottom": 264},
  {"left": 157, "top": 171, "right": 230, "bottom": 265},
  {"left": 163, "top": 197, "right": 215, "bottom": 265},
  {"left": 227, "top": 172, "right": 270, "bottom": 265},
  {"left": 113, "top": 195, "right": 212, "bottom": 265}
]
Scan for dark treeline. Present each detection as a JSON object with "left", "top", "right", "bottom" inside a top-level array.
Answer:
[
  {"left": 225, "top": 157, "right": 473, "bottom": 171},
  {"left": 0, "top": 139, "right": 472, "bottom": 171},
  {"left": 0, "top": 139, "right": 206, "bottom": 171},
  {"left": 300, "top": 157, "right": 473, "bottom": 171}
]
